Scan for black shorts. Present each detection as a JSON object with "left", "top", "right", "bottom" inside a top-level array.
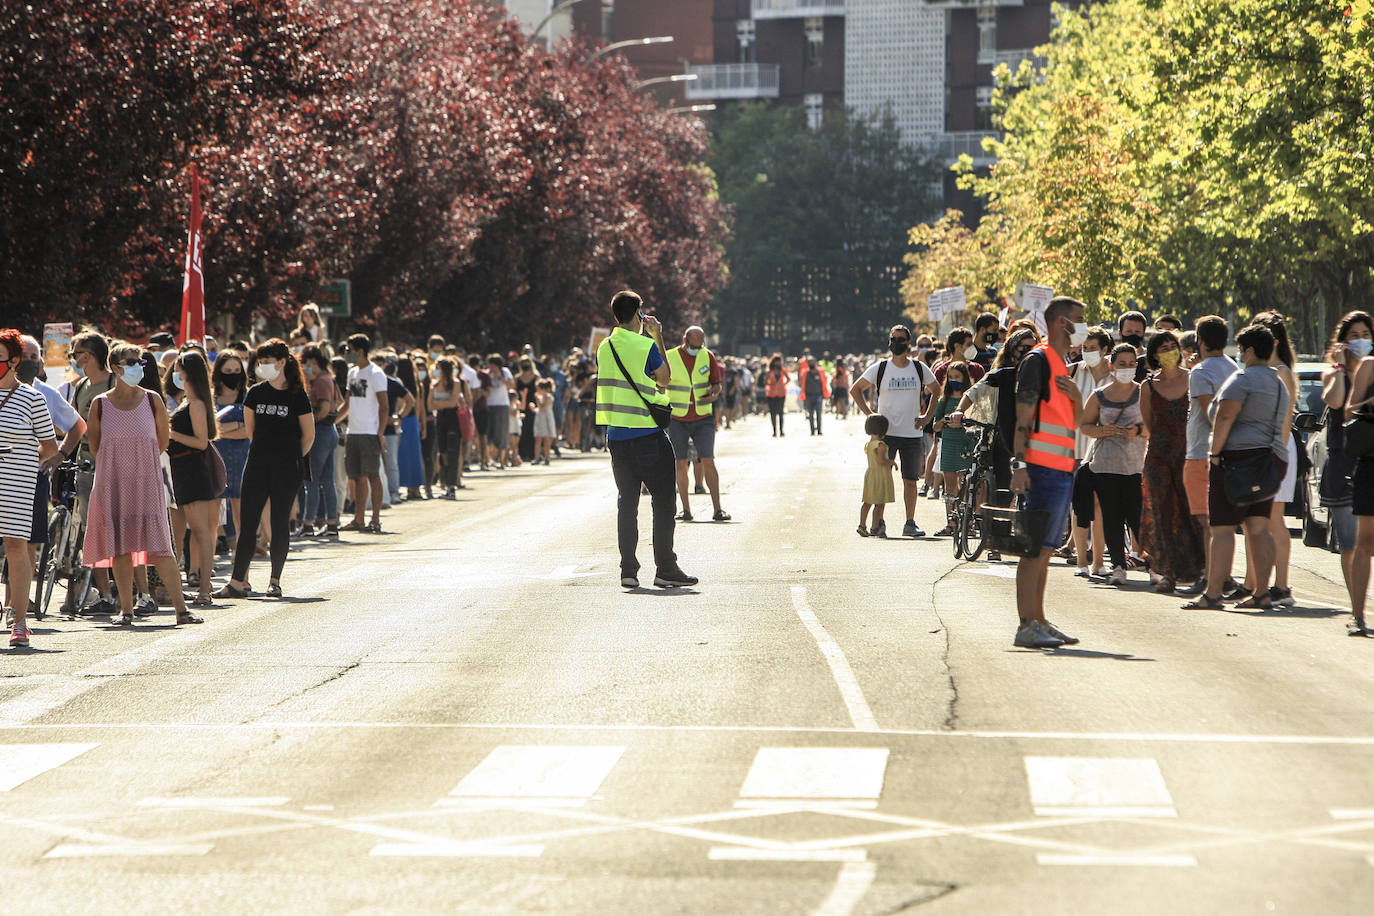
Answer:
[
  {"left": 1072, "top": 463, "right": 1096, "bottom": 528},
  {"left": 1353, "top": 459, "right": 1374, "bottom": 516},
  {"left": 1209, "top": 450, "right": 1286, "bottom": 527},
  {"left": 30, "top": 472, "right": 50, "bottom": 544},
  {"left": 883, "top": 435, "right": 925, "bottom": 481}
]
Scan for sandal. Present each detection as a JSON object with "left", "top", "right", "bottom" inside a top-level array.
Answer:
[
  {"left": 1349, "top": 616, "right": 1368, "bottom": 636},
  {"left": 856, "top": 524, "right": 870, "bottom": 538},
  {"left": 676, "top": 511, "right": 693, "bottom": 522},
  {"left": 176, "top": 611, "right": 204, "bottom": 625},
  {"left": 933, "top": 526, "right": 955, "bottom": 537},
  {"left": 213, "top": 583, "right": 251, "bottom": 599},
  {"left": 265, "top": 584, "right": 283, "bottom": 599},
  {"left": 111, "top": 613, "right": 134, "bottom": 626},
  {"left": 365, "top": 521, "right": 383, "bottom": 534},
  {"left": 713, "top": 509, "right": 731, "bottom": 522},
  {"left": 1234, "top": 594, "right": 1273, "bottom": 610},
  {"left": 1182, "top": 594, "right": 1225, "bottom": 610},
  {"left": 1152, "top": 578, "right": 1175, "bottom": 594},
  {"left": 339, "top": 520, "right": 366, "bottom": 532},
  {"left": 191, "top": 594, "right": 214, "bottom": 608}
]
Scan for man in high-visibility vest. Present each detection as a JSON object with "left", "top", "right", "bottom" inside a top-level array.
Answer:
[
  {"left": 595, "top": 290, "right": 699, "bottom": 591},
  {"left": 1010, "top": 295, "right": 1088, "bottom": 649},
  {"left": 665, "top": 325, "right": 730, "bottom": 523}
]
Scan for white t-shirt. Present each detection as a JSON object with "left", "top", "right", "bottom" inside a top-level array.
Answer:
[
  {"left": 460, "top": 364, "right": 480, "bottom": 396},
  {"left": 346, "top": 362, "right": 388, "bottom": 435},
  {"left": 485, "top": 367, "right": 514, "bottom": 407},
  {"left": 860, "top": 358, "right": 936, "bottom": 437},
  {"left": 35, "top": 378, "right": 81, "bottom": 436}
]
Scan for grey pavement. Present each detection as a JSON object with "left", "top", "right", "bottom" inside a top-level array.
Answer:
[{"left": 2, "top": 413, "right": 1373, "bottom": 915}]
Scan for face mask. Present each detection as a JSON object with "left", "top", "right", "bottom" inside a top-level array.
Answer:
[
  {"left": 431, "top": 370, "right": 441, "bottom": 381},
  {"left": 0, "top": 360, "right": 10, "bottom": 381},
  {"left": 291, "top": 346, "right": 303, "bottom": 356},
  {"left": 948, "top": 380, "right": 965, "bottom": 392},
  {"left": 991, "top": 341, "right": 1003, "bottom": 352},
  {"left": 170, "top": 371, "right": 183, "bottom": 390},
  {"left": 686, "top": 346, "right": 701, "bottom": 356},
  {"left": 1082, "top": 350, "right": 1102, "bottom": 367},
  {"left": 221, "top": 372, "right": 242, "bottom": 388},
  {"left": 1157, "top": 350, "right": 1182, "bottom": 369},
  {"left": 304, "top": 365, "right": 315, "bottom": 378},
  {"left": 1350, "top": 338, "right": 1374, "bottom": 358},
  {"left": 1114, "top": 367, "right": 1136, "bottom": 384},
  {"left": 889, "top": 338, "right": 909, "bottom": 355},
  {"left": 429, "top": 351, "right": 442, "bottom": 362},
  {"left": 256, "top": 363, "right": 280, "bottom": 381},
  {"left": 17, "top": 358, "right": 41, "bottom": 384},
  {"left": 962, "top": 344, "right": 977, "bottom": 361},
  {"left": 120, "top": 365, "right": 144, "bottom": 387},
  {"left": 1122, "top": 334, "right": 1144, "bottom": 349},
  {"left": 1069, "top": 322, "right": 1089, "bottom": 346},
  {"left": 70, "top": 359, "right": 85, "bottom": 379}
]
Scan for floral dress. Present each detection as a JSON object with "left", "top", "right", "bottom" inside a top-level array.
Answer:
[{"left": 1140, "top": 379, "right": 1204, "bottom": 583}]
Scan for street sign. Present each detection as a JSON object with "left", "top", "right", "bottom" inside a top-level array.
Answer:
[{"left": 316, "top": 279, "right": 352, "bottom": 318}]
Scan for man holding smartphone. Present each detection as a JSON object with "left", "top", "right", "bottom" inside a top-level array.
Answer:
[{"left": 595, "top": 290, "right": 698, "bottom": 590}]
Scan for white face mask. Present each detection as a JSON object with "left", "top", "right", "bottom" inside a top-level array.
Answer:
[
  {"left": 1114, "top": 367, "right": 1136, "bottom": 384},
  {"left": 170, "top": 371, "right": 183, "bottom": 389},
  {"left": 256, "top": 362, "right": 280, "bottom": 381},
  {"left": 1082, "top": 350, "right": 1102, "bottom": 367},
  {"left": 1069, "top": 321, "right": 1090, "bottom": 347},
  {"left": 1350, "top": 338, "right": 1374, "bottom": 358},
  {"left": 120, "top": 365, "right": 144, "bottom": 387},
  {"left": 963, "top": 344, "right": 978, "bottom": 361}
]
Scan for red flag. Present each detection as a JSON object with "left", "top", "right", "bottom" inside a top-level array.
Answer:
[{"left": 178, "top": 164, "right": 205, "bottom": 346}]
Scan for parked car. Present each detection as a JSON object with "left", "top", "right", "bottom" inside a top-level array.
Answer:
[{"left": 1294, "top": 362, "right": 1336, "bottom": 550}]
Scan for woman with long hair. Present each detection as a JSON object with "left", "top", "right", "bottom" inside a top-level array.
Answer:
[
  {"left": 296, "top": 303, "right": 323, "bottom": 342},
  {"left": 215, "top": 339, "right": 314, "bottom": 599},
  {"left": 166, "top": 349, "right": 218, "bottom": 607},
  {"left": 764, "top": 354, "right": 788, "bottom": 437},
  {"left": 1138, "top": 331, "right": 1204, "bottom": 593},
  {"left": 211, "top": 350, "right": 250, "bottom": 553},
  {"left": 428, "top": 357, "right": 464, "bottom": 496},
  {"left": 300, "top": 344, "right": 341, "bottom": 536},
  {"left": 931, "top": 361, "right": 973, "bottom": 537},
  {"left": 1324, "top": 311, "right": 1374, "bottom": 633},
  {"left": 395, "top": 356, "right": 426, "bottom": 499}
]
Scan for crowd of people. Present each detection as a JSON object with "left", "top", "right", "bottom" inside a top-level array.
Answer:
[{"left": 1, "top": 294, "right": 1370, "bottom": 651}]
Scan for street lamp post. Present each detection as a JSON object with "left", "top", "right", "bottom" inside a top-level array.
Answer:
[
  {"left": 635, "top": 73, "right": 698, "bottom": 90},
  {"left": 532, "top": 0, "right": 592, "bottom": 43},
  {"left": 587, "top": 36, "right": 674, "bottom": 63}
]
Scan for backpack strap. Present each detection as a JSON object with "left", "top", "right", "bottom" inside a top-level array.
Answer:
[{"left": 874, "top": 359, "right": 888, "bottom": 401}]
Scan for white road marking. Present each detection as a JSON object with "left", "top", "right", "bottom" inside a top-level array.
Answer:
[
  {"left": 790, "top": 586, "right": 878, "bottom": 730},
  {"left": 1036, "top": 853, "right": 1196, "bottom": 867},
  {"left": 547, "top": 565, "right": 599, "bottom": 579},
  {"left": 45, "top": 843, "right": 213, "bottom": 858},
  {"left": 137, "top": 797, "right": 289, "bottom": 808},
  {"left": 960, "top": 565, "right": 1017, "bottom": 579},
  {"left": 1330, "top": 809, "right": 1374, "bottom": 820},
  {"left": 0, "top": 743, "right": 98, "bottom": 791},
  {"left": 445, "top": 745, "right": 625, "bottom": 807},
  {"left": 371, "top": 843, "right": 544, "bottom": 857},
  {"left": 1025, "top": 757, "right": 1176, "bottom": 817},
  {"left": 738, "top": 747, "right": 888, "bottom": 807},
  {"left": 814, "top": 861, "right": 878, "bottom": 916},
  {"left": 707, "top": 847, "right": 866, "bottom": 863}
]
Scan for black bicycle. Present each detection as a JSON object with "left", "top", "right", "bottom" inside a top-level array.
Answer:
[
  {"left": 35, "top": 459, "right": 94, "bottom": 620},
  {"left": 951, "top": 418, "right": 1003, "bottom": 562}
]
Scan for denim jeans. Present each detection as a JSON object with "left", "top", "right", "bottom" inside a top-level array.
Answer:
[
  {"left": 608, "top": 431, "right": 678, "bottom": 576},
  {"left": 383, "top": 432, "right": 400, "bottom": 502},
  {"left": 302, "top": 421, "right": 339, "bottom": 523},
  {"left": 805, "top": 395, "right": 824, "bottom": 434}
]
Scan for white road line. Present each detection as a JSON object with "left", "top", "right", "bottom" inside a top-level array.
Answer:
[
  {"left": 0, "top": 743, "right": 98, "bottom": 791},
  {"left": 814, "top": 861, "right": 878, "bottom": 916},
  {"left": 960, "top": 565, "right": 1017, "bottom": 579},
  {"left": 738, "top": 747, "right": 888, "bottom": 805},
  {"left": 1330, "top": 809, "right": 1374, "bottom": 820},
  {"left": 14, "top": 721, "right": 1374, "bottom": 747},
  {"left": 1036, "top": 854, "right": 1196, "bottom": 867},
  {"left": 1025, "top": 757, "right": 1176, "bottom": 818},
  {"left": 137, "top": 797, "right": 290, "bottom": 808},
  {"left": 371, "top": 843, "right": 544, "bottom": 857},
  {"left": 707, "top": 848, "right": 867, "bottom": 863},
  {"left": 447, "top": 745, "right": 625, "bottom": 805},
  {"left": 790, "top": 586, "right": 877, "bottom": 731},
  {"left": 45, "top": 843, "right": 214, "bottom": 858}
]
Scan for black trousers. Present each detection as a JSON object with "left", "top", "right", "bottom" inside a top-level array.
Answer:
[
  {"left": 233, "top": 453, "right": 303, "bottom": 583},
  {"left": 1092, "top": 471, "right": 1142, "bottom": 569},
  {"left": 767, "top": 396, "right": 786, "bottom": 434},
  {"left": 608, "top": 431, "right": 678, "bottom": 576},
  {"left": 436, "top": 410, "right": 462, "bottom": 487}
]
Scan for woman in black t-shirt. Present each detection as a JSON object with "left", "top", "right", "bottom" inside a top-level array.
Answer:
[{"left": 215, "top": 339, "right": 314, "bottom": 600}]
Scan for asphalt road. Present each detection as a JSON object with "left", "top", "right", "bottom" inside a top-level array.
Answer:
[{"left": 2, "top": 411, "right": 1372, "bottom": 915}]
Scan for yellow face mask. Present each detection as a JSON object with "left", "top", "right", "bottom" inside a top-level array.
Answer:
[{"left": 1157, "top": 350, "right": 1181, "bottom": 369}]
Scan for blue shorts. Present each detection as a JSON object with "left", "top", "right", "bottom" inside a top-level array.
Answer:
[
  {"left": 1026, "top": 464, "right": 1074, "bottom": 550},
  {"left": 667, "top": 416, "right": 716, "bottom": 460}
]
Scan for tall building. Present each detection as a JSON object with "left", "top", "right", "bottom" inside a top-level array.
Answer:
[{"left": 502, "top": 0, "right": 575, "bottom": 48}]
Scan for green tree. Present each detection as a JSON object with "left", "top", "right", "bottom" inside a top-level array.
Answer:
[{"left": 708, "top": 104, "right": 940, "bottom": 352}]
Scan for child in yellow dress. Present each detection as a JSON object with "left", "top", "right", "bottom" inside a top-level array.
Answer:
[{"left": 859, "top": 414, "right": 896, "bottom": 538}]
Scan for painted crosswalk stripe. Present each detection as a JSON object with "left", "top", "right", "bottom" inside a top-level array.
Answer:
[
  {"left": 435, "top": 745, "right": 626, "bottom": 808},
  {"left": 371, "top": 843, "right": 544, "bottom": 858},
  {"left": 1036, "top": 854, "right": 1196, "bottom": 867},
  {"left": 0, "top": 743, "right": 98, "bottom": 792},
  {"left": 45, "top": 843, "right": 213, "bottom": 858},
  {"left": 1024, "top": 756, "right": 1176, "bottom": 817},
  {"left": 735, "top": 747, "right": 888, "bottom": 809},
  {"left": 137, "top": 797, "right": 290, "bottom": 808},
  {"left": 707, "top": 847, "right": 867, "bottom": 862},
  {"left": 1330, "top": 809, "right": 1374, "bottom": 820}
]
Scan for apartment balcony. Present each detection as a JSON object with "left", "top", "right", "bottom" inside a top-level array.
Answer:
[
  {"left": 927, "top": 131, "right": 1003, "bottom": 166},
  {"left": 921, "top": 1, "right": 1023, "bottom": 8},
  {"left": 684, "top": 64, "right": 780, "bottom": 100},
  {"left": 751, "top": 0, "right": 845, "bottom": 19},
  {"left": 977, "top": 47, "right": 1044, "bottom": 68}
]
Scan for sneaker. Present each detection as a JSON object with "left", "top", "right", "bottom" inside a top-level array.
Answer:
[
  {"left": 987, "top": 551, "right": 1002, "bottom": 562},
  {"left": 1014, "top": 620, "right": 1064, "bottom": 649},
  {"left": 9, "top": 623, "right": 30, "bottom": 648},
  {"left": 299, "top": 524, "right": 316, "bottom": 538},
  {"left": 693, "top": 485, "right": 707, "bottom": 495},
  {"left": 1090, "top": 567, "right": 1109, "bottom": 578},
  {"left": 620, "top": 575, "right": 639, "bottom": 589},
  {"left": 323, "top": 525, "right": 340, "bottom": 539},
  {"left": 87, "top": 596, "right": 117, "bottom": 617},
  {"left": 653, "top": 568, "right": 699, "bottom": 588},
  {"left": 1177, "top": 576, "right": 1208, "bottom": 596},
  {"left": 1074, "top": 566, "right": 1091, "bottom": 578},
  {"left": 1267, "top": 586, "right": 1295, "bottom": 607},
  {"left": 1107, "top": 566, "right": 1127, "bottom": 586},
  {"left": 1042, "top": 621, "right": 1080, "bottom": 645},
  {"left": 1223, "top": 583, "right": 1252, "bottom": 602},
  {"left": 134, "top": 593, "right": 158, "bottom": 617},
  {"left": 874, "top": 520, "right": 888, "bottom": 539},
  {"left": 902, "top": 520, "right": 925, "bottom": 538}
]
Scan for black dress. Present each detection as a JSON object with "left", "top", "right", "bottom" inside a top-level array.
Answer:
[{"left": 168, "top": 401, "right": 216, "bottom": 505}]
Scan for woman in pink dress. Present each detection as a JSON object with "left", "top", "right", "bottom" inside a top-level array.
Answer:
[{"left": 83, "top": 342, "right": 202, "bottom": 626}]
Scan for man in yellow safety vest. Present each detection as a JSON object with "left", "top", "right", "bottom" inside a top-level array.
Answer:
[{"left": 665, "top": 326, "right": 730, "bottom": 523}]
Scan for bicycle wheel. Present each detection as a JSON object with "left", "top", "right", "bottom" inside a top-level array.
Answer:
[
  {"left": 951, "top": 480, "right": 966, "bottom": 559},
  {"left": 33, "top": 506, "right": 71, "bottom": 620},
  {"left": 961, "top": 468, "right": 990, "bottom": 561}
]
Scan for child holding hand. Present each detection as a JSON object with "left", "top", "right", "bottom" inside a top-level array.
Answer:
[{"left": 859, "top": 414, "right": 895, "bottom": 538}]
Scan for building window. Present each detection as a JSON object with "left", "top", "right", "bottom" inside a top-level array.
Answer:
[
  {"left": 805, "top": 17, "right": 824, "bottom": 69},
  {"left": 975, "top": 86, "right": 995, "bottom": 130},
  {"left": 978, "top": 6, "right": 997, "bottom": 56},
  {"left": 600, "top": 0, "right": 613, "bottom": 40},
  {"left": 737, "top": 19, "right": 755, "bottom": 64},
  {"left": 805, "top": 93, "right": 823, "bottom": 130}
]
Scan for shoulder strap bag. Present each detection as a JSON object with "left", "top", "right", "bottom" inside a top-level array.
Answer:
[
  {"left": 606, "top": 342, "right": 672, "bottom": 429},
  {"left": 1221, "top": 373, "right": 1286, "bottom": 506}
]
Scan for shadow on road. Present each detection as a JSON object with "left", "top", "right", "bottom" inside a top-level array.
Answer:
[
  {"left": 1009, "top": 647, "right": 1155, "bottom": 661},
  {"left": 1223, "top": 605, "right": 1347, "bottom": 619}
]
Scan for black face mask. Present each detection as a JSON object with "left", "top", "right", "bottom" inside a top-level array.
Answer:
[
  {"left": 16, "top": 358, "right": 42, "bottom": 384},
  {"left": 221, "top": 372, "right": 243, "bottom": 389},
  {"left": 889, "top": 338, "right": 910, "bottom": 355},
  {"left": 1122, "top": 333, "right": 1144, "bottom": 349}
]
